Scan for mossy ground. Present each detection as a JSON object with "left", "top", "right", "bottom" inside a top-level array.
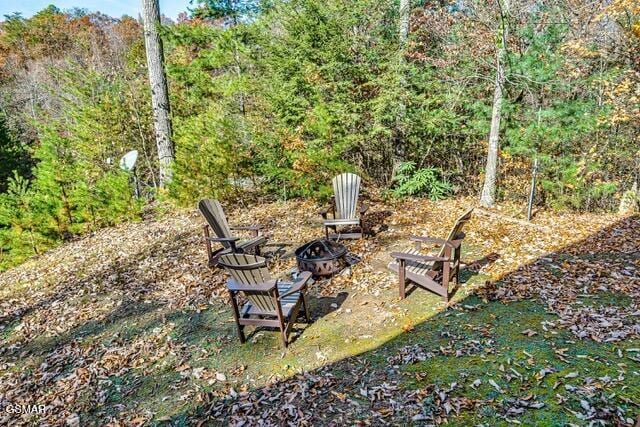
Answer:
[{"left": 393, "top": 296, "right": 639, "bottom": 425}]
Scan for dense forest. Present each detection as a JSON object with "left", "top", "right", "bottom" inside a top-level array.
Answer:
[{"left": 0, "top": 0, "right": 638, "bottom": 269}]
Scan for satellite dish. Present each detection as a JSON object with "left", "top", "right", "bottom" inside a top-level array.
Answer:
[{"left": 119, "top": 150, "right": 139, "bottom": 172}]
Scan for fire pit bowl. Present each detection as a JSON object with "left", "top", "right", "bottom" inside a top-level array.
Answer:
[{"left": 295, "top": 238, "right": 348, "bottom": 277}]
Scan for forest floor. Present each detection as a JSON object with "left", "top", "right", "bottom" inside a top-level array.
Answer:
[{"left": 0, "top": 196, "right": 639, "bottom": 426}]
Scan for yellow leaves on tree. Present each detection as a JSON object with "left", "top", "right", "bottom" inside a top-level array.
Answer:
[
  {"left": 597, "top": 0, "right": 640, "bottom": 128},
  {"left": 604, "top": 0, "right": 640, "bottom": 17}
]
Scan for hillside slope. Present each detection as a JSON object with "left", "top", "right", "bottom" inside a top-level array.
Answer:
[{"left": 0, "top": 198, "right": 638, "bottom": 425}]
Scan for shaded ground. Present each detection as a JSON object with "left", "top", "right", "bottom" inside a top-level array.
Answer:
[
  {"left": 202, "top": 215, "right": 640, "bottom": 426},
  {"left": 0, "top": 196, "right": 638, "bottom": 425}
]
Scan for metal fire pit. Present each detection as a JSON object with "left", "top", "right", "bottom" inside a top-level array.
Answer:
[{"left": 295, "top": 238, "right": 348, "bottom": 277}]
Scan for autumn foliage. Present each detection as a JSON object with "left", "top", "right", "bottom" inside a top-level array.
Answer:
[{"left": 0, "top": 1, "right": 639, "bottom": 268}]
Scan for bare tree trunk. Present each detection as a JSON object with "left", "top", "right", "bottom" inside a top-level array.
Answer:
[
  {"left": 480, "top": 0, "right": 509, "bottom": 207},
  {"left": 390, "top": 0, "right": 411, "bottom": 180},
  {"left": 399, "top": 0, "right": 410, "bottom": 45},
  {"left": 618, "top": 181, "right": 639, "bottom": 215},
  {"left": 141, "top": 0, "right": 174, "bottom": 187}
]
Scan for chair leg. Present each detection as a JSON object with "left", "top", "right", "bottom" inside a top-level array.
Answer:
[
  {"left": 399, "top": 260, "right": 406, "bottom": 299},
  {"left": 211, "top": 252, "right": 221, "bottom": 268},
  {"left": 237, "top": 325, "right": 246, "bottom": 343},
  {"left": 229, "top": 291, "right": 246, "bottom": 343},
  {"left": 455, "top": 246, "right": 461, "bottom": 285},
  {"left": 442, "top": 247, "right": 451, "bottom": 302},
  {"left": 302, "top": 294, "right": 311, "bottom": 322},
  {"left": 279, "top": 324, "right": 288, "bottom": 348},
  {"left": 203, "top": 225, "right": 214, "bottom": 267},
  {"left": 274, "top": 291, "right": 288, "bottom": 348}
]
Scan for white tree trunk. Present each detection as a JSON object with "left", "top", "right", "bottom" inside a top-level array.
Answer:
[
  {"left": 480, "top": 0, "right": 510, "bottom": 207},
  {"left": 142, "top": 0, "right": 174, "bottom": 187},
  {"left": 392, "top": 0, "right": 410, "bottom": 174},
  {"left": 399, "top": 0, "right": 410, "bottom": 45},
  {"left": 618, "top": 181, "right": 639, "bottom": 215}
]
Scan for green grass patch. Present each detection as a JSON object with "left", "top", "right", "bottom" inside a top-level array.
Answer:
[{"left": 360, "top": 297, "right": 640, "bottom": 424}]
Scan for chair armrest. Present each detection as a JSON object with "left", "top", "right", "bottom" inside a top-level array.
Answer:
[
  {"left": 319, "top": 196, "right": 336, "bottom": 219},
  {"left": 230, "top": 225, "right": 262, "bottom": 231},
  {"left": 207, "top": 236, "right": 239, "bottom": 251},
  {"left": 226, "top": 278, "right": 277, "bottom": 293},
  {"left": 279, "top": 271, "right": 313, "bottom": 298},
  {"left": 390, "top": 252, "right": 449, "bottom": 263},
  {"left": 410, "top": 236, "right": 461, "bottom": 249},
  {"left": 231, "top": 224, "right": 262, "bottom": 237},
  {"left": 254, "top": 234, "right": 270, "bottom": 242},
  {"left": 207, "top": 237, "right": 240, "bottom": 243}
]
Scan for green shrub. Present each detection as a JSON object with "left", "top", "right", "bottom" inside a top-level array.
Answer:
[
  {"left": 391, "top": 162, "right": 452, "bottom": 200},
  {"left": 540, "top": 160, "right": 619, "bottom": 211}
]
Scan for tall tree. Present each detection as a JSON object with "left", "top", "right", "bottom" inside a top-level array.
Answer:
[
  {"left": 480, "top": 0, "right": 509, "bottom": 207},
  {"left": 141, "top": 0, "right": 174, "bottom": 187},
  {"left": 0, "top": 114, "right": 31, "bottom": 193},
  {"left": 399, "top": 0, "right": 410, "bottom": 45},
  {"left": 394, "top": 0, "right": 410, "bottom": 166},
  {"left": 196, "top": 0, "right": 262, "bottom": 23}
]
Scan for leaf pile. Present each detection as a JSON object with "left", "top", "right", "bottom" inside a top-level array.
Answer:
[{"left": 486, "top": 215, "right": 640, "bottom": 344}]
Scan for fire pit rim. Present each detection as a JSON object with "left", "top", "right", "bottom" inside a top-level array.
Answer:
[{"left": 294, "top": 238, "right": 347, "bottom": 262}]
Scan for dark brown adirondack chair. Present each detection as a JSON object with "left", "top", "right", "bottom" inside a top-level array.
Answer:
[
  {"left": 198, "top": 199, "right": 267, "bottom": 267},
  {"left": 320, "top": 173, "right": 369, "bottom": 239},
  {"left": 218, "top": 253, "right": 312, "bottom": 348},
  {"left": 388, "top": 208, "right": 473, "bottom": 302}
]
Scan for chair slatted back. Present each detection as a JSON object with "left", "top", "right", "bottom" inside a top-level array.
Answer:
[
  {"left": 435, "top": 208, "right": 474, "bottom": 258},
  {"left": 332, "top": 173, "right": 361, "bottom": 219},
  {"left": 219, "top": 253, "right": 276, "bottom": 312},
  {"left": 199, "top": 199, "right": 233, "bottom": 247}
]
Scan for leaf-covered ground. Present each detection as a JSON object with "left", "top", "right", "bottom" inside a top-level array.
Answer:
[{"left": 0, "top": 196, "right": 638, "bottom": 425}]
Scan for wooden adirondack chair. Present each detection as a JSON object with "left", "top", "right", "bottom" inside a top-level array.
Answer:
[
  {"left": 218, "top": 253, "right": 313, "bottom": 348},
  {"left": 388, "top": 208, "right": 473, "bottom": 302},
  {"left": 320, "top": 173, "right": 369, "bottom": 239},
  {"left": 198, "top": 199, "right": 268, "bottom": 267}
]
